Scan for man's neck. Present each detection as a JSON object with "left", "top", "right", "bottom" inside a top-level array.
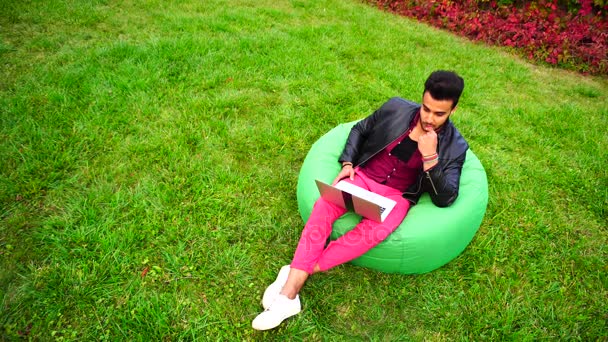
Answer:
[{"left": 409, "top": 122, "right": 425, "bottom": 142}]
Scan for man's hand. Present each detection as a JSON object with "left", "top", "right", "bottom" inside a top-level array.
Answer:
[
  {"left": 418, "top": 128, "right": 438, "bottom": 156},
  {"left": 418, "top": 129, "right": 439, "bottom": 171},
  {"left": 332, "top": 164, "right": 355, "bottom": 185}
]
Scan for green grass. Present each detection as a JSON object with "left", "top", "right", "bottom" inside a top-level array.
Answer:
[{"left": 1, "top": 0, "right": 607, "bottom": 340}]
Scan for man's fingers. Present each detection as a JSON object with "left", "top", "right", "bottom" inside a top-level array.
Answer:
[
  {"left": 332, "top": 168, "right": 355, "bottom": 184},
  {"left": 423, "top": 131, "right": 436, "bottom": 139},
  {"left": 332, "top": 175, "right": 342, "bottom": 185},
  {"left": 332, "top": 171, "right": 347, "bottom": 185}
]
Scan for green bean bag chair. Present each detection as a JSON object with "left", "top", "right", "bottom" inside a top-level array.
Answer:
[{"left": 297, "top": 121, "right": 488, "bottom": 274}]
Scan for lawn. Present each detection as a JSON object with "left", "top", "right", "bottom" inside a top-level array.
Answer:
[{"left": 1, "top": 0, "right": 607, "bottom": 340}]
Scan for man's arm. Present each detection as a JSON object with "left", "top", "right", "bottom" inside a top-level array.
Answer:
[
  {"left": 423, "top": 152, "right": 466, "bottom": 207},
  {"left": 332, "top": 107, "right": 383, "bottom": 185},
  {"left": 338, "top": 109, "right": 380, "bottom": 165},
  {"left": 333, "top": 102, "right": 389, "bottom": 185},
  {"left": 417, "top": 126, "right": 466, "bottom": 207}
]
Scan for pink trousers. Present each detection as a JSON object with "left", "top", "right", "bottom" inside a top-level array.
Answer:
[{"left": 290, "top": 170, "right": 411, "bottom": 274}]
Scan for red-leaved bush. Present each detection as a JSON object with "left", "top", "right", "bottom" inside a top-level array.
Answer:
[{"left": 369, "top": 0, "right": 608, "bottom": 75}]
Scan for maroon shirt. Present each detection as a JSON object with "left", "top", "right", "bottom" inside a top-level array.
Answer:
[{"left": 359, "top": 113, "right": 422, "bottom": 192}]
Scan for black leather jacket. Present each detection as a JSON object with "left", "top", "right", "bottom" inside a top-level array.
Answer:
[{"left": 338, "top": 97, "right": 469, "bottom": 207}]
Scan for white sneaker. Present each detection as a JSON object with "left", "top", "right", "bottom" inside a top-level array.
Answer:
[
  {"left": 251, "top": 294, "right": 301, "bottom": 330},
  {"left": 262, "top": 265, "right": 291, "bottom": 309}
]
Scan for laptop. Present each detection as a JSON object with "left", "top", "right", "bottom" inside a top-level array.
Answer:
[{"left": 315, "top": 179, "right": 397, "bottom": 223}]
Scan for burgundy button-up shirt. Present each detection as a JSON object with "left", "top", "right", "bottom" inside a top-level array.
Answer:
[{"left": 359, "top": 113, "right": 422, "bottom": 192}]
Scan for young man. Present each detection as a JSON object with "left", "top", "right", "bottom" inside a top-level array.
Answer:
[{"left": 252, "top": 70, "right": 469, "bottom": 330}]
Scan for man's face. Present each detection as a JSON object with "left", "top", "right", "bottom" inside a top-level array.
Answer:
[{"left": 419, "top": 91, "right": 455, "bottom": 132}]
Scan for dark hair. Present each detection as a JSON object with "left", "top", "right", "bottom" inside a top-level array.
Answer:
[{"left": 423, "top": 70, "right": 465, "bottom": 108}]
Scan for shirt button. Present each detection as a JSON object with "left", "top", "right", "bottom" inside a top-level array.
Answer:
[
  {"left": 387, "top": 175, "right": 391, "bottom": 178},
  {"left": 392, "top": 168, "right": 396, "bottom": 171},
  {"left": 388, "top": 153, "right": 391, "bottom": 156}
]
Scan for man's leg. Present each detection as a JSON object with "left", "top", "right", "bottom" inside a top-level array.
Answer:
[
  {"left": 287, "top": 171, "right": 376, "bottom": 283},
  {"left": 253, "top": 198, "right": 347, "bottom": 331},
  {"left": 315, "top": 192, "right": 410, "bottom": 272},
  {"left": 290, "top": 198, "right": 348, "bottom": 275}
]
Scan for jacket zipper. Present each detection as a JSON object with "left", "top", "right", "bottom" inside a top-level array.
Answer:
[
  {"left": 426, "top": 171, "right": 438, "bottom": 194},
  {"left": 403, "top": 174, "right": 424, "bottom": 197}
]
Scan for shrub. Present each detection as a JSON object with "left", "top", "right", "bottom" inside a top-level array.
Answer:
[{"left": 369, "top": 0, "right": 608, "bottom": 75}]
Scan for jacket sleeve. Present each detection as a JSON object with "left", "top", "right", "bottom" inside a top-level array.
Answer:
[
  {"left": 338, "top": 108, "right": 381, "bottom": 165},
  {"left": 423, "top": 151, "right": 466, "bottom": 207}
]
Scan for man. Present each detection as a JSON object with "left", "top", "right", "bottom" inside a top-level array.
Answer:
[{"left": 252, "top": 70, "right": 468, "bottom": 330}]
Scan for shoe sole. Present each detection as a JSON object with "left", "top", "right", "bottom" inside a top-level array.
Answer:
[{"left": 252, "top": 302, "right": 301, "bottom": 330}]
